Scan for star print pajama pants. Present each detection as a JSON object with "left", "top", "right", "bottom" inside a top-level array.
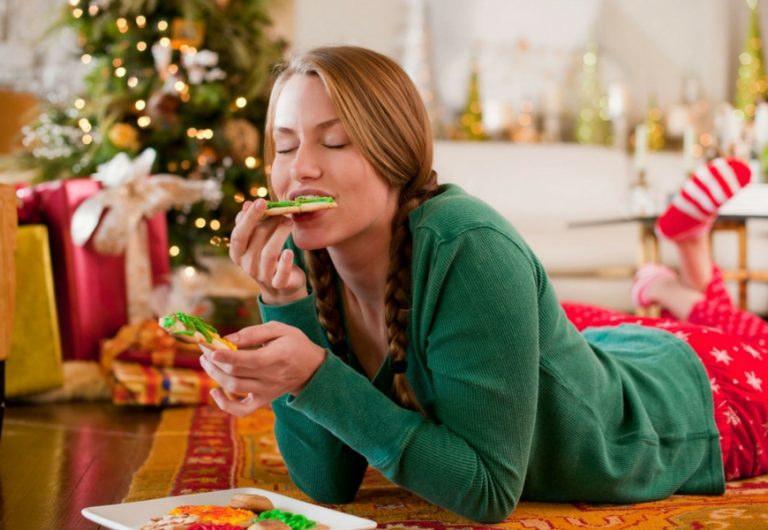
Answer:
[{"left": 562, "top": 267, "right": 768, "bottom": 481}]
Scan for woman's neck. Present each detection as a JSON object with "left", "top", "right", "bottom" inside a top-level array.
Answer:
[
  {"left": 328, "top": 229, "right": 391, "bottom": 304},
  {"left": 328, "top": 196, "right": 398, "bottom": 304}
]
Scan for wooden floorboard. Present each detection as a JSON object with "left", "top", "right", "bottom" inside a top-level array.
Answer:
[{"left": 0, "top": 401, "right": 162, "bottom": 530}]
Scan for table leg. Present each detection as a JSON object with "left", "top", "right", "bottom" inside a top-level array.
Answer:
[
  {"left": 637, "top": 223, "right": 661, "bottom": 317},
  {"left": 737, "top": 222, "right": 748, "bottom": 309}
]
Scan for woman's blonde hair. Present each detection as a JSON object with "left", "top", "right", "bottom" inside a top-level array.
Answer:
[{"left": 264, "top": 46, "right": 438, "bottom": 413}]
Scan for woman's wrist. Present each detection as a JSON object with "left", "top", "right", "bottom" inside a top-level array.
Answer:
[
  {"left": 291, "top": 344, "right": 327, "bottom": 396},
  {"left": 260, "top": 288, "right": 309, "bottom": 307}
]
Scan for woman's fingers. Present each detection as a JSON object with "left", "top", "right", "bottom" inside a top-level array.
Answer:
[
  {"left": 209, "top": 388, "right": 264, "bottom": 417},
  {"left": 224, "top": 321, "right": 289, "bottom": 349},
  {"left": 255, "top": 218, "right": 294, "bottom": 285},
  {"left": 229, "top": 199, "right": 267, "bottom": 263},
  {"left": 272, "top": 249, "right": 295, "bottom": 289}
]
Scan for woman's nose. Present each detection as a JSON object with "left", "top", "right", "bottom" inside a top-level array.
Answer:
[{"left": 289, "top": 144, "right": 322, "bottom": 180}]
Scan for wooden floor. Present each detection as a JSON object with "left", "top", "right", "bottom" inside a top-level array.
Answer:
[{"left": 0, "top": 401, "right": 162, "bottom": 529}]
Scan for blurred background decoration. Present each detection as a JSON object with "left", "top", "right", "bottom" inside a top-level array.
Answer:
[
  {"left": 1, "top": 0, "right": 286, "bottom": 266},
  {"left": 2, "top": 0, "right": 768, "bottom": 266}
]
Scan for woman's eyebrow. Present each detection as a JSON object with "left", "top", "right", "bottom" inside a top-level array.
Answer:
[{"left": 273, "top": 118, "right": 341, "bottom": 135}]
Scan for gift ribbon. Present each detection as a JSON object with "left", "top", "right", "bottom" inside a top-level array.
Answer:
[{"left": 71, "top": 148, "right": 222, "bottom": 322}]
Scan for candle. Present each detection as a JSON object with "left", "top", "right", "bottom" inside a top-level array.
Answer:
[
  {"left": 754, "top": 102, "right": 768, "bottom": 151},
  {"left": 634, "top": 124, "right": 648, "bottom": 172},
  {"left": 682, "top": 126, "right": 695, "bottom": 175}
]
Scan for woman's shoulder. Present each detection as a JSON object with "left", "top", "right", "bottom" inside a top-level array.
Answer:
[{"left": 410, "top": 183, "right": 521, "bottom": 243}]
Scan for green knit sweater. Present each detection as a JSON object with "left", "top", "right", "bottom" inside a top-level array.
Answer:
[{"left": 260, "top": 184, "right": 724, "bottom": 523}]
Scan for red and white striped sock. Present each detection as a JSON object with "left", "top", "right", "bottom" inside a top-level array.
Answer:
[{"left": 656, "top": 157, "right": 752, "bottom": 241}]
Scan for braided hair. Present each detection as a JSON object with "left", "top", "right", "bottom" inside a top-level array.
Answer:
[{"left": 263, "top": 47, "right": 438, "bottom": 413}]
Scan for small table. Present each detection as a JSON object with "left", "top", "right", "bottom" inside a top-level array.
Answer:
[{"left": 570, "top": 214, "right": 768, "bottom": 310}]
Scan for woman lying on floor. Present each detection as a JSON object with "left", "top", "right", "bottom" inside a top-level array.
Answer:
[{"left": 198, "top": 45, "right": 768, "bottom": 523}]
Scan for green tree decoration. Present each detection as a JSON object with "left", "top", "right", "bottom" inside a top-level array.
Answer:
[
  {"left": 458, "top": 61, "right": 487, "bottom": 140},
  {"left": 6, "top": 0, "right": 286, "bottom": 265},
  {"left": 735, "top": 0, "right": 767, "bottom": 120},
  {"left": 574, "top": 42, "right": 610, "bottom": 145}
]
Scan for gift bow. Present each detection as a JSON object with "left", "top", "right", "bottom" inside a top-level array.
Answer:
[{"left": 71, "top": 148, "right": 222, "bottom": 322}]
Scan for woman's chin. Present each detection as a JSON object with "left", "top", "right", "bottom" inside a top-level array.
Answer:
[{"left": 291, "top": 232, "right": 330, "bottom": 251}]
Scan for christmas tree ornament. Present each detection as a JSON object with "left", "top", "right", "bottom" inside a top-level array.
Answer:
[
  {"left": 71, "top": 149, "right": 222, "bottom": 322},
  {"left": 171, "top": 19, "right": 206, "bottom": 50},
  {"left": 222, "top": 119, "right": 261, "bottom": 162},
  {"left": 146, "top": 90, "right": 180, "bottom": 128},
  {"left": 151, "top": 41, "right": 173, "bottom": 80},
  {"left": 735, "top": 0, "right": 767, "bottom": 120},
  {"left": 107, "top": 123, "right": 141, "bottom": 151},
  {"left": 182, "top": 49, "right": 224, "bottom": 85}
]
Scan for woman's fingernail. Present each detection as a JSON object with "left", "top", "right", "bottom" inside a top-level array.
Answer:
[{"left": 226, "top": 333, "right": 239, "bottom": 344}]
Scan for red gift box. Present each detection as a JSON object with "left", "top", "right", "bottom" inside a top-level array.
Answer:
[{"left": 17, "top": 180, "right": 170, "bottom": 361}]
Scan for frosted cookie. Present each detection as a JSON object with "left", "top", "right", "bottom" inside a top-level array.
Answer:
[
  {"left": 264, "top": 196, "right": 337, "bottom": 217},
  {"left": 139, "top": 513, "right": 199, "bottom": 530},
  {"left": 159, "top": 312, "right": 236, "bottom": 350},
  {"left": 229, "top": 493, "right": 274, "bottom": 513}
]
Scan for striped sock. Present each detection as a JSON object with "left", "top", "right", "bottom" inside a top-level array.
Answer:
[{"left": 656, "top": 158, "right": 752, "bottom": 241}]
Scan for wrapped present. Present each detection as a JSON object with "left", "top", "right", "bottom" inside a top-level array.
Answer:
[
  {"left": 101, "top": 319, "right": 204, "bottom": 372},
  {"left": 15, "top": 148, "right": 221, "bottom": 361},
  {"left": 110, "top": 360, "right": 216, "bottom": 406},
  {"left": 16, "top": 179, "right": 169, "bottom": 361},
  {"left": 7, "top": 225, "right": 64, "bottom": 397}
]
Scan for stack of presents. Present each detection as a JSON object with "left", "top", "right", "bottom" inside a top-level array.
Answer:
[{"left": 2, "top": 177, "right": 252, "bottom": 408}]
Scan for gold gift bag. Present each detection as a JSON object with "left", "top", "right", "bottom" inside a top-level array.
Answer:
[{"left": 7, "top": 225, "right": 64, "bottom": 397}]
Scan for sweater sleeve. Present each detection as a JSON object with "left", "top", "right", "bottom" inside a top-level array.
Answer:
[
  {"left": 281, "top": 228, "right": 541, "bottom": 523},
  {"left": 259, "top": 295, "right": 368, "bottom": 503}
]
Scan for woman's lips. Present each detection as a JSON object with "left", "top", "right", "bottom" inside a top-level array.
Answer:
[{"left": 291, "top": 209, "right": 330, "bottom": 223}]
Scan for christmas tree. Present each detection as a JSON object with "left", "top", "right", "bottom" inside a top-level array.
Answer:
[
  {"left": 574, "top": 42, "right": 610, "bottom": 145},
  {"left": 458, "top": 61, "right": 487, "bottom": 141},
  {"left": 7, "top": 0, "right": 286, "bottom": 265},
  {"left": 735, "top": 0, "right": 767, "bottom": 120}
]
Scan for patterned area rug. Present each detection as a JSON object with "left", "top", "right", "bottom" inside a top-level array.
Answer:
[{"left": 126, "top": 406, "right": 768, "bottom": 529}]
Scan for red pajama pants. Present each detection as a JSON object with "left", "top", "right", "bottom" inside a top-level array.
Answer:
[{"left": 562, "top": 267, "right": 768, "bottom": 481}]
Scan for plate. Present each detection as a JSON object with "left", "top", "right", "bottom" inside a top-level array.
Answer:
[{"left": 82, "top": 487, "right": 378, "bottom": 530}]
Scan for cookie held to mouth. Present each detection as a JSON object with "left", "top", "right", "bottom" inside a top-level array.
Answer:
[
  {"left": 159, "top": 312, "right": 237, "bottom": 350},
  {"left": 263, "top": 196, "right": 337, "bottom": 217}
]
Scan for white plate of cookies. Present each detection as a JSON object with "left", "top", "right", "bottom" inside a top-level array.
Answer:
[{"left": 82, "top": 487, "right": 378, "bottom": 530}]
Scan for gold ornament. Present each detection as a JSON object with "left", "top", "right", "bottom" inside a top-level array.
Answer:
[
  {"left": 222, "top": 119, "right": 261, "bottom": 162},
  {"left": 107, "top": 123, "right": 141, "bottom": 151},
  {"left": 646, "top": 98, "right": 666, "bottom": 151},
  {"left": 215, "top": 0, "right": 231, "bottom": 7},
  {"left": 171, "top": 18, "right": 206, "bottom": 49}
]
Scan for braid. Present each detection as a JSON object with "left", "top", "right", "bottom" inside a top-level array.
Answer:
[
  {"left": 385, "top": 173, "right": 438, "bottom": 414},
  {"left": 305, "top": 249, "right": 345, "bottom": 347}
]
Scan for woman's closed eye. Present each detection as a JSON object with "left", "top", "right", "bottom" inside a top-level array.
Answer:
[
  {"left": 275, "top": 145, "right": 297, "bottom": 154},
  {"left": 324, "top": 143, "right": 348, "bottom": 149}
]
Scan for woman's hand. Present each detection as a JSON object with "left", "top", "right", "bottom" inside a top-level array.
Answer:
[
  {"left": 199, "top": 321, "right": 327, "bottom": 416},
  {"left": 229, "top": 199, "right": 308, "bottom": 305}
]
